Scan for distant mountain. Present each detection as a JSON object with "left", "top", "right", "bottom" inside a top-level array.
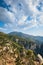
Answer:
[
  {"left": 9, "top": 31, "right": 43, "bottom": 43},
  {"left": 0, "top": 32, "right": 43, "bottom": 57},
  {"left": 34, "top": 36, "right": 43, "bottom": 42}
]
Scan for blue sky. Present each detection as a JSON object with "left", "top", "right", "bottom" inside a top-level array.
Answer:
[{"left": 0, "top": 0, "right": 43, "bottom": 36}]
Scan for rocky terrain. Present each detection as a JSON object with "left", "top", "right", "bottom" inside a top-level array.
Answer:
[{"left": 0, "top": 32, "right": 43, "bottom": 65}]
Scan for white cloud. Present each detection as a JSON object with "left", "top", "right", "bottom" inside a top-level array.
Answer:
[
  {"left": 36, "top": 13, "right": 43, "bottom": 25},
  {"left": 0, "top": 7, "right": 16, "bottom": 23},
  {"left": 38, "top": 14, "right": 43, "bottom": 24},
  {"left": 18, "top": 15, "right": 27, "bottom": 25},
  {"left": 22, "top": 19, "right": 37, "bottom": 31},
  {"left": 23, "top": 24, "right": 36, "bottom": 31},
  {"left": 0, "top": 27, "right": 7, "bottom": 33},
  {"left": 0, "top": 0, "right": 43, "bottom": 34}
]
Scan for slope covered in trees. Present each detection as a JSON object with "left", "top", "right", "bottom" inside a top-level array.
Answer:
[{"left": 0, "top": 32, "right": 43, "bottom": 65}]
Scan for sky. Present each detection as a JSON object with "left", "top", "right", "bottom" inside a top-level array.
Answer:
[{"left": 0, "top": 0, "right": 43, "bottom": 36}]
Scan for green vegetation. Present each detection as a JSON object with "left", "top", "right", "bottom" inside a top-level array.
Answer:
[{"left": 0, "top": 32, "right": 43, "bottom": 65}]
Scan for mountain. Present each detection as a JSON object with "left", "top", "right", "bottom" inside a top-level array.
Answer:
[
  {"left": 9, "top": 31, "right": 31, "bottom": 38},
  {"left": 34, "top": 36, "right": 43, "bottom": 42},
  {"left": 9, "top": 31, "right": 43, "bottom": 56},
  {"left": 9, "top": 31, "right": 43, "bottom": 43},
  {"left": 0, "top": 32, "right": 43, "bottom": 65}
]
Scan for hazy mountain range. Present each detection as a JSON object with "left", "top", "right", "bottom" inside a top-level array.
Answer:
[{"left": 9, "top": 31, "right": 43, "bottom": 43}]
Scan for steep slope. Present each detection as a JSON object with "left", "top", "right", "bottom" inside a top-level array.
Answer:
[
  {"left": 9, "top": 31, "right": 43, "bottom": 56},
  {"left": 0, "top": 32, "right": 43, "bottom": 65}
]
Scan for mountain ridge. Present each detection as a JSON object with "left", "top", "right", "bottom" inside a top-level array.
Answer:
[{"left": 9, "top": 31, "right": 43, "bottom": 42}]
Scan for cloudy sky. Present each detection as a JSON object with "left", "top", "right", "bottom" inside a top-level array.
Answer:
[{"left": 0, "top": 0, "right": 43, "bottom": 36}]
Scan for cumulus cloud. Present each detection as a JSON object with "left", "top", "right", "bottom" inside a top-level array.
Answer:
[
  {"left": 0, "top": 0, "right": 43, "bottom": 33},
  {"left": 0, "top": 7, "right": 15, "bottom": 23}
]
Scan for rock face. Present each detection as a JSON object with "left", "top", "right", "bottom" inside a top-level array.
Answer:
[{"left": 37, "top": 54, "right": 43, "bottom": 64}]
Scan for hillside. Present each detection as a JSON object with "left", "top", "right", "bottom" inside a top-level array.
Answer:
[
  {"left": 9, "top": 31, "right": 43, "bottom": 56},
  {"left": 0, "top": 32, "right": 43, "bottom": 65},
  {"left": 9, "top": 31, "right": 43, "bottom": 42}
]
